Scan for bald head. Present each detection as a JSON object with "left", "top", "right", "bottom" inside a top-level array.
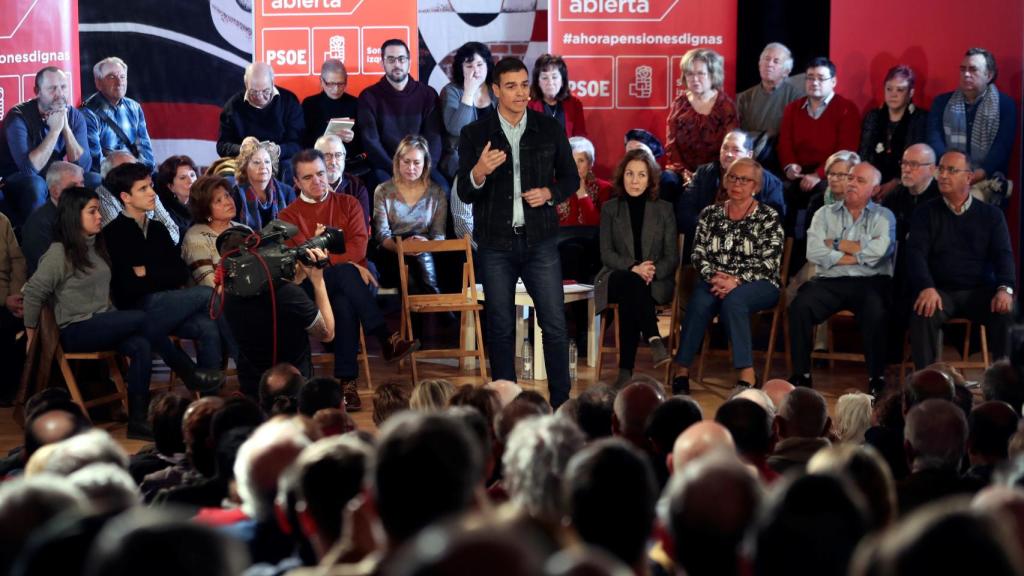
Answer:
[
  {"left": 905, "top": 368, "right": 955, "bottom": 412},
  {"left": 776, "top": 387, "right": 830, "bottom": 439},
  {"left": 762, "top": 379, "right": 794, "bottom": 409},
  {"left": 905, "top": 399, "right": 967, "bottom": 472},
  {"left": 671, "top": 421, "right": 735, "bottom": 473},
  {"left": 612, "top": 382, "right": 664, "bottom": 447},
  {"left": 29, "top": 410, "right": 78, "bottom": 449}
]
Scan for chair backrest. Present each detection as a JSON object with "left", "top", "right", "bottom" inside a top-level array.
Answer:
[
  {"left": 396, "top": 235, "right": 478, "bottom": 303},
  {"left": 779, "top": 238, "right": 794, "bottom": 291}
]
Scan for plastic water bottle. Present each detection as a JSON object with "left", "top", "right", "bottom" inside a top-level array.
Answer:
[
  {"left": 568, "top": 341, "right": 578, "bottom": 382},
  {"left": 521, "top": 339, "right": 533, "bottom": 381}
]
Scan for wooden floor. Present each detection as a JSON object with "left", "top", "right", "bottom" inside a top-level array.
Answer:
[{"left": 0, "top": 313, "right": 990, "bottom": 455}]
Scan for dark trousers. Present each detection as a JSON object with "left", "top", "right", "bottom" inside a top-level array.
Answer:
[
  {"left": 909, "top": 286, "right": 1014, "bottom": 369},
  {"left": 480, "top": 235, "right": 570, "bottom": 408},
  {"left": 317, "top": 263, "right": 384, "bottom": 380},
  {"left": 789, "top": 276, "right": 891, "bottom": 378},
  {"left": 607, "top": 270, "right": 661, "bottom": 370},
  {"left": 61, "top": 310, "right": 152, "bottom": 396},
  {"left": 143, "top": 287, "right": 222, "bottom": 373},
  {"left": 0, "top": 308, "right": 25, "bottom": 401}
]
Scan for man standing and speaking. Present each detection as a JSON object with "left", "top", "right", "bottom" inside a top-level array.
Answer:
[{"left": 457, "top": 57, "right": 579, "bottom": 408}]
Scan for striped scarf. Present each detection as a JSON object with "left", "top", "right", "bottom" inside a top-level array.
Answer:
[{"left": 943, "top": 83, "right": 1000, "bottom": 165}]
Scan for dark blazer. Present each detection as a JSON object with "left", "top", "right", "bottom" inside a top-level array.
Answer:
[
  {"left": 456, "top": 108, "right": 579, "bottom": 249},
  {"left": 594, "top": 196, "right": 678, "bottom": 311}
]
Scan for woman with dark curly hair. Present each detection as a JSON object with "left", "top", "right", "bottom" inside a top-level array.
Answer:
[
  {"left": 439, "top": 42, "right": 496, "bottom": 182},
  {"left": 528, "top": 53, "right": 587, "bottom": 138}
]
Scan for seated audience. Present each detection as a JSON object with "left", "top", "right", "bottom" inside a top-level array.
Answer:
[
  {"left": 558, "top": 136, "right": 609, "bottom": 283},
  {"left": 142, "top": 396, "right": 223, "bottom": 500},
  {"left": 859, "top": 65, "right": 928, "bottom": 197},
  {"left": 181, "top": 175, "right": 244, "bottom": 287},
  {"left": 965, "top": 401, "right": 1019, "bottom": 489},
  {"left": 95, "top": 151, "right": 180, "bottom": 243},
  {"left": 372, "top": 135, "right": 447, "bottom": 292},
  {"left": 0, "top": 474, "right": 87, "bottom": 574},
  {"left": 736, "top": 42, "right": 804, "bottom": 165},
  {"left": 302, "top": 59, "right": 366, "bottom": 176},
  {"left": 81, "top": 56, "right": 155, "bottom": 170},
  {"left": 927, "top": 48, "right": 1018, "bottom": 186},
  {"left": 22, "top": 161, "right": 83, "bottom": 275},
  {"left": 297, "top": 378, "right": 344, "bottom": 417},
  {"left": 128, "top": 393, "right": 189, "bottom": 484},
  {"left": 372, "top": 381, "right": 410, "bottom": 426},
  {"left": 218, "top": 62, "right": 304, "bottom": 180},
  {"left": 230, "top": 137, "right": 295, "bottom": 230},
  {"left": 528, "top": 54, "right": 587, "bottom": 138},
  {"left": 258, "top": 363, "right": 304, "bottom": 416},
  {"left": 982, "top": 360, "right": 1024, "bottom": 416},
  {"left": 646, "top": 396, "right": 704, "bottom": 486},
  {"left": 409, "top": 378, "right": 456, "bottom": 411},
  {"left": 0, "top": 67, "right": 96, "bottom": 227},
  {"left": 807, "top": 444, "right": 897, "bottom": 530},
  {"left": 789, "top": 162, "right": 896, "bottom": 395},
  {"left": 611, "top": 381, "right": 666, "bottom": 452},
  {"left": 715, "top": 398, "right": 777, "bottom": 482},
  {"left": 666, "top": 48, "right": 739, "bottom": 176},
  {"left": 22, "top": 187, "right": 153, "bottom": 438},
  {"left": 440, "top": 42, "right": 495, "bottom": 182},
  {"left": 834, "top": 392, "right": 874, "bottom": 444},
  {"left": 576, "top": 384, "right": 616, "bottom": 441},
  {"left": 314, "top": 134, "right": 371, "bottom": 227},
  {"left": 503, "top": 414, "right": 585, "bottom": 526},
  {"left": 669, "top": 421, "right": 735, "bottom": 474},
  {"left": 0, "top": 211, "right": 25, "bottom": 403},
  {"left": 803, "top": 150, "right": 860, "bottom": 240},
  {"left": 898, "top": 398, "right": 973, "bottom": 514},
  {"left": 768, "top": 387, "right": 831, "bottom": 474},
  {"left": 671, "top": 158, "right": 784, "bottom": 391},
  {"left": 154, "top": 155, "right": 198, "bottom": 235},
  {"left": 595, "top": 149, "right": 677, "bottom": 387},
  {"left": 907, "top": 149, "right": 1015, "bottom": 369}
]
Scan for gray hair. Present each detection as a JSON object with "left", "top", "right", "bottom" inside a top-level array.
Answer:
[
  {"left": 234, "top": 418, "right": 312, "bottom": 519},
  {"left": 834, "top": 393, "right": 873, "bottom": 444},
  {"left": 905, "top": 399, "right": 967, "bottom": 471},
  {"left": 244, "top": 62, "right": 275, "bottom": 88},
  {"left": 723, "top": 129, "right": 752, "bottom": 152},
  {"left": 100, "top": 151, "right": 137, "bottom": 178},
  {"left": 93, "top": 56, "right": 127, "bottom": 80},
  {"left": 569, "top": 136, "right": 596, "bottom": 166},
  {"left": 761, "top": 42, "right": 794, "bottom": 75},
  {"left": 42, "top": 429, "right": 129, "bottom": 476},
  {"left": 314, "top": 134, "right": 346, "bottom": 153},
  {"left": 503, "top": 414, "right": 586, "bottom": 523},
  {"left": 68, "top": 463, "right": 142, "bottom": 515},
  {"left": 824, "top": 150, "right": 860, "bottom": 176},
  {"left": 320, "top": 58, "right": 347, "bottom": 78},
  {"left": 45, "top": 161, "right": 83, "bottom": 193},
  {"left": 681, "top": 48, "right": 726, "bottom": 91}
]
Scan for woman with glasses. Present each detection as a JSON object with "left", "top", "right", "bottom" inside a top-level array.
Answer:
[
  {"left": 859, "top": 65, "right": 928, "bottom": 199},
  {"left": 671, "top": 158, "right": 783, "bottom": 393},
  {"left": 528, "top": 54, "right": 588, "bottom": 138},
  {"left": 666, "top": 48, "right": 739, "bottom": 179},
  {"left": 230, "top": 137, "right": 296, "bottom": 230},
  {"left": 373, "top": 135, "right": 446, "bottom": 294},
  {"left": 594, "top": 148, "right": 678, "bottom": 388},
  {"left": 439, "top": 42, "right": 496, "bottom": 182}
]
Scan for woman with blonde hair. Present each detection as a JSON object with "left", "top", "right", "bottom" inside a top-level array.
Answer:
[
  {"left": 666, "top": 48, "right": 739, "bottom": 177},
  {"left": 230, "top": 137, "right": 295, "bottom": 229},
  {"left": 410, "top": 379, "right": 456, "bottom": 411}
]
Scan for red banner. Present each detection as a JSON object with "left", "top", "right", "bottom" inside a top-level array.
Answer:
[
  {"left": 0, "top": 0, "right": 80, "bottom": 117},
  {"left": 253, "top": 0, "right": 418, "bottom": 102},
  {"left": 549, "top": 0, "right": 737, "bottom": 176}
]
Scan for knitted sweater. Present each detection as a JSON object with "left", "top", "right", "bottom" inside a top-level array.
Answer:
[
  {"left": 278, "top": 192, "right": 369, "bottom": 268},
  {"left": 357, "top": 77, "right": 442, "bottom": 174},
  {"left": 217, "top": 88, "right": 305, "bottom": 160},
  {"left": 102, "top": 213, "right": 190, "bottom": 309},
  {"left": 23, "top": 238, "right": 112, "bottom": 329},
  {"left": 777, "top": 95, "right": 861, "bottom": 177}
]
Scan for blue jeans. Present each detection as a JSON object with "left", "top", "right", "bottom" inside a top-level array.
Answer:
[
  {"left": 143, "top": 287, "right": 223, "bottom": 374},
  {"left": 675, "top": 279, "right": 779, "bottom": 369},
  {"left": 61, "top": 310, "right": 152, "bottom": 396},
  {"left": 480, "top": 235, "right": 570, "bottom": 407},
  {"left": 305, "top": 263, "right": 384, "bottom": 380}
]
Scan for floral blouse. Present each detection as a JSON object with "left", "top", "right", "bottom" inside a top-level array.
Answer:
[
  {"left": 666, "top": 92, "right": 740, "bottom": 173},
  {"left": 692, "top": 202, "right": 784, "bottom": 287}
]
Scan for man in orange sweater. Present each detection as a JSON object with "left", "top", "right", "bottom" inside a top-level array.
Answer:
[{"left": 279, "top": 149, "right": 417, "bottom": 410}]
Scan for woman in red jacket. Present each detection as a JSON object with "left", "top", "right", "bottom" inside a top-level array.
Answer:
[{"left": 528, "top": 54, "right": 588, "bottom": 138}]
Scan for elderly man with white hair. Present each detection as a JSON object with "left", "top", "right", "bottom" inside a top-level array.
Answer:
[
  {"left": 314, "top": 133, "right": 370, "bottom": 227},
  {"left": 217, "top": 62, "right": 305, "bottom": 179},
  {"left": 80, "top": 56, "right": 155, "bottom": 171},
  {"left": 736, "top": 42, "right": 805, "bottom": 162}
]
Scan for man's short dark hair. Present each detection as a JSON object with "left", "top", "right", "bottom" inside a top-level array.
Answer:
[
  {"left": 576, "top": 385, "right": 615, "bottom": 440},
  {"left": 295, "top": 436, "right": 372, "bottom": 548},
  {"left": 373, "top": 381, "right": 411, "bottom": 426},
  {"left": 448, "top": 385, "right": 500, "bottom": 434},
  {"left": 982, "top": 360, "right": 1023, "bottom": 415},
  {"left": 965, "top": 47, "right": 998, "bottom": 83},
  {"left": 374, "top": 413, "right": 482, "bottom": 544},
  {"left": 491, "top": 57, "right": 528, "bottom": 86},
  {"left": 34, "top": 66, "right": 62, "bottom": 92},
  {"left": 150, "top": 393, "right": 190, "bottom": 456},
  {"left": 716, "top": 398, "right": 773, "bottom": 456},
  {"left": 805, "top": 56, "right": 836, "bottom": 78},
  {"left": 646, "top": 396, "right": 703, "bottom": 455},
  {"left": 969, "top": 401, "right": 1019, "bottom": 460},
  {"left": 291, "top": 148, "right": 326, "bottom": 177},
  {"left": 210, "top": 397, "right": 266, "bottom": 445},
  {"left": 381, "top": 38, "right": 409, "bottom": 56},
  {"left": 103, "top": 162, "right": 152, "bottom": 198},
  {"left": 565, "top": 438, "right": 658, "bottom": 567},
  {"left": 298, "top": 377, "right": 343, "bottom": 417},
  {"left": 777, "top": 387, "right": 829, "bottom": 438},
  {"left": 513, "top": 390, "right": 552, "bottom": 415},
  {"left": 942, "top": 148, "right": 978, "bottom": 173}
]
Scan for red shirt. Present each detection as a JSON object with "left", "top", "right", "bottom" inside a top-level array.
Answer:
[
  {"left": 557, "top": 175, "right": 611, "bottom": 227},
  {"left": 278, "top": 192, "right": 369, "bottom": 267},
  {"left": 666, "top": 92, "right": 739, "bottom": 173},
  {"left": 777, "top": 95, "right": 861, "bottom": 177},
  {"left": 528, "top": 95, "right": 588, "bottom": 138}
]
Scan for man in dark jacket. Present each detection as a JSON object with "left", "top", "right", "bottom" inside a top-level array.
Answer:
[{"left": 457, "top": 57, "right": 580, "bottom": 408}]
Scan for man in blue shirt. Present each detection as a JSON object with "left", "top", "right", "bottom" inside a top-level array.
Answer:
[
  {"left": 789, "top": 162, "right": 896, "bottom": 394},
  {"left": 0, "top": 67, "right": 96, "bottom": 228},
  {"left": 81, "top": 56, "right": 156, "bottom": 171}
]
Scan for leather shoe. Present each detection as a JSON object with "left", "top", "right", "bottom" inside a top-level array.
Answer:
[
  {"left": 649, "top": 337, "right": 671, "bottom": 368},
  {"left": 672, "top": 375, "right": 690, "bottom": 395},
  {"left": 382, "top": 332, "right": 420, "bottom": 363},
  {"left": 342, "top": 380, "right": 362, "bottom": 412},
  {"left": 186, "top": 368, "right": 224, "bottom": 396}
]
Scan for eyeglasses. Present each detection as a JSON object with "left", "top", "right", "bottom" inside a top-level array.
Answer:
[
  {"left": 247, "top": 88, "right": 273, "bottom": 98},
  {"left": 384, "top": 56, "right": 409, "bottom": 65},
  {"left": 826, "top": 171, "right": 853, "bottom": 180},
  {"left": 806, "top": 76, "right": 833, "bottom": 84},
  {"left": 684, "top": 70, "right": 708, "bottom": 79},
  {"left": 899, "top": 160, "right": 933, "bottom": 170},
  {"left": 725, "top": 174, "right": 756, "bottom": 186},
  {"left": 322, "top": 81, "right": 346, "bottom": 89},
  {"left": 936, "top": 165, "right": 971, "bottom": 175}
]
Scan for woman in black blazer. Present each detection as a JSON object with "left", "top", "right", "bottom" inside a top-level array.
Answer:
[{"left": 595, "top": 148, "right": 678, "bottom": 388}]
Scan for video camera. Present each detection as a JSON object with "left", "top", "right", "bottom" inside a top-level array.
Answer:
[{"left": 221, "top": 220, "right": 346, "bottom": 297}]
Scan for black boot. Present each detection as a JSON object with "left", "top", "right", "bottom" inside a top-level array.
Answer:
[
  {"left": 127, "top": 392, "right": 153, "bottom": 441},
  {"left": 187, "top": 368, "right": 224, "bottom": 397},
  {"left": 415, "top": 253, "right": 441, "bottom": 295}
]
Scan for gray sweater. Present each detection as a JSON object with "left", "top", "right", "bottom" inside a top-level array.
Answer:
[{"left": 23, "top": 238, "right": 112, "bottom": 329}]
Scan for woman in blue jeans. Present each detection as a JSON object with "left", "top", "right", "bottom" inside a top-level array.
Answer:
[
  {"left": 22, "top": 187, "right": 154, "bottom": 439},
  {"left": 672, "top": 158, "right": 783, "bottom": 392}
]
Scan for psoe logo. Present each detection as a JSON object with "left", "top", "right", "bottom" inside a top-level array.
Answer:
[{"left": 559, "top": 0, "right": 677, "bottom": 21}]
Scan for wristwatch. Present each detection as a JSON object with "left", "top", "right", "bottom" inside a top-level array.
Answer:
[
  {"left": 998, "top": 286, "right": 1014, "bottom": 295},
  {"left": 833, "top": 238, "right": 841, "bottom": 250}
]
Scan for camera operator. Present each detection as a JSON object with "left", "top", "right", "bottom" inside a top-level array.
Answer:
[{"left": 216, "top": 228, "right": 334, "bottom": 398}]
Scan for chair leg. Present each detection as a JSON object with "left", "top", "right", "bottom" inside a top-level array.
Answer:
[
  {"left": 106, "top": 356, "right": 130, "bottom": 413},
  {"left": 961, "top": 321, "right": 972, "bottom": 363},
  {"left": 695, "top": 328, "right": 709, "bottom": 385},
  {"left": 596, "top": 310, "right": 611, "bottom": 381},
  {"left": 763, "top": 309, "right": 779, "bottom": 386},
  {"left": 59, "top": 356, "right": 91, "bottom": 422},
  {"left": 612, "top": 309, "right": 621, "bottom": 371},
  {"left": 980, "top": 325, "right": 990, "bottom": 368},
  {"left": 359, "top": 326, "right": 372, "bottom": 391},
  {"left": 475, "top": 309, "right": 488, "bottom": 381}
]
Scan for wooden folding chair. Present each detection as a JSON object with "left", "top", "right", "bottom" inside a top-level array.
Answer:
[
  {"left": 397, "top": 235, "right": 487, "bottom": 383},
  {"left": 899, "top": 318, "right": 990, "bottom": 384},
  {"left": 694, "top": 238, "right": 793, "bottom": 386},
  {"left": 310, "top": 325, "right": 373, "bottom": 389}
]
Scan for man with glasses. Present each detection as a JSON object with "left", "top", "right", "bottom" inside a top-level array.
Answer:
[
  {"left": 313, "top": 134, "right": 370, "bottom": 228},
  {"left": 907, "top": 150, "right": 1015, "bottom": 369},
  {"left": 302, "top": 59, "right": 368, "bottom": 177},
  {"left": 736, "top": 42, "right": 805, "bottom": 167},
  {"left": 81, "top": 57, "right": 155, "bottom": 171},
  {"left": 217, "top": 62, "right": 305, "bottom": 180},
  {"left": 789, "top": 162, "right": 896, "bottom": 395},
  {"left": 357, "top": 39, "right": 445, "bottom": 194},
  {"left": 927, "top": 48, "right": 1017, "bottom": 192}
]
